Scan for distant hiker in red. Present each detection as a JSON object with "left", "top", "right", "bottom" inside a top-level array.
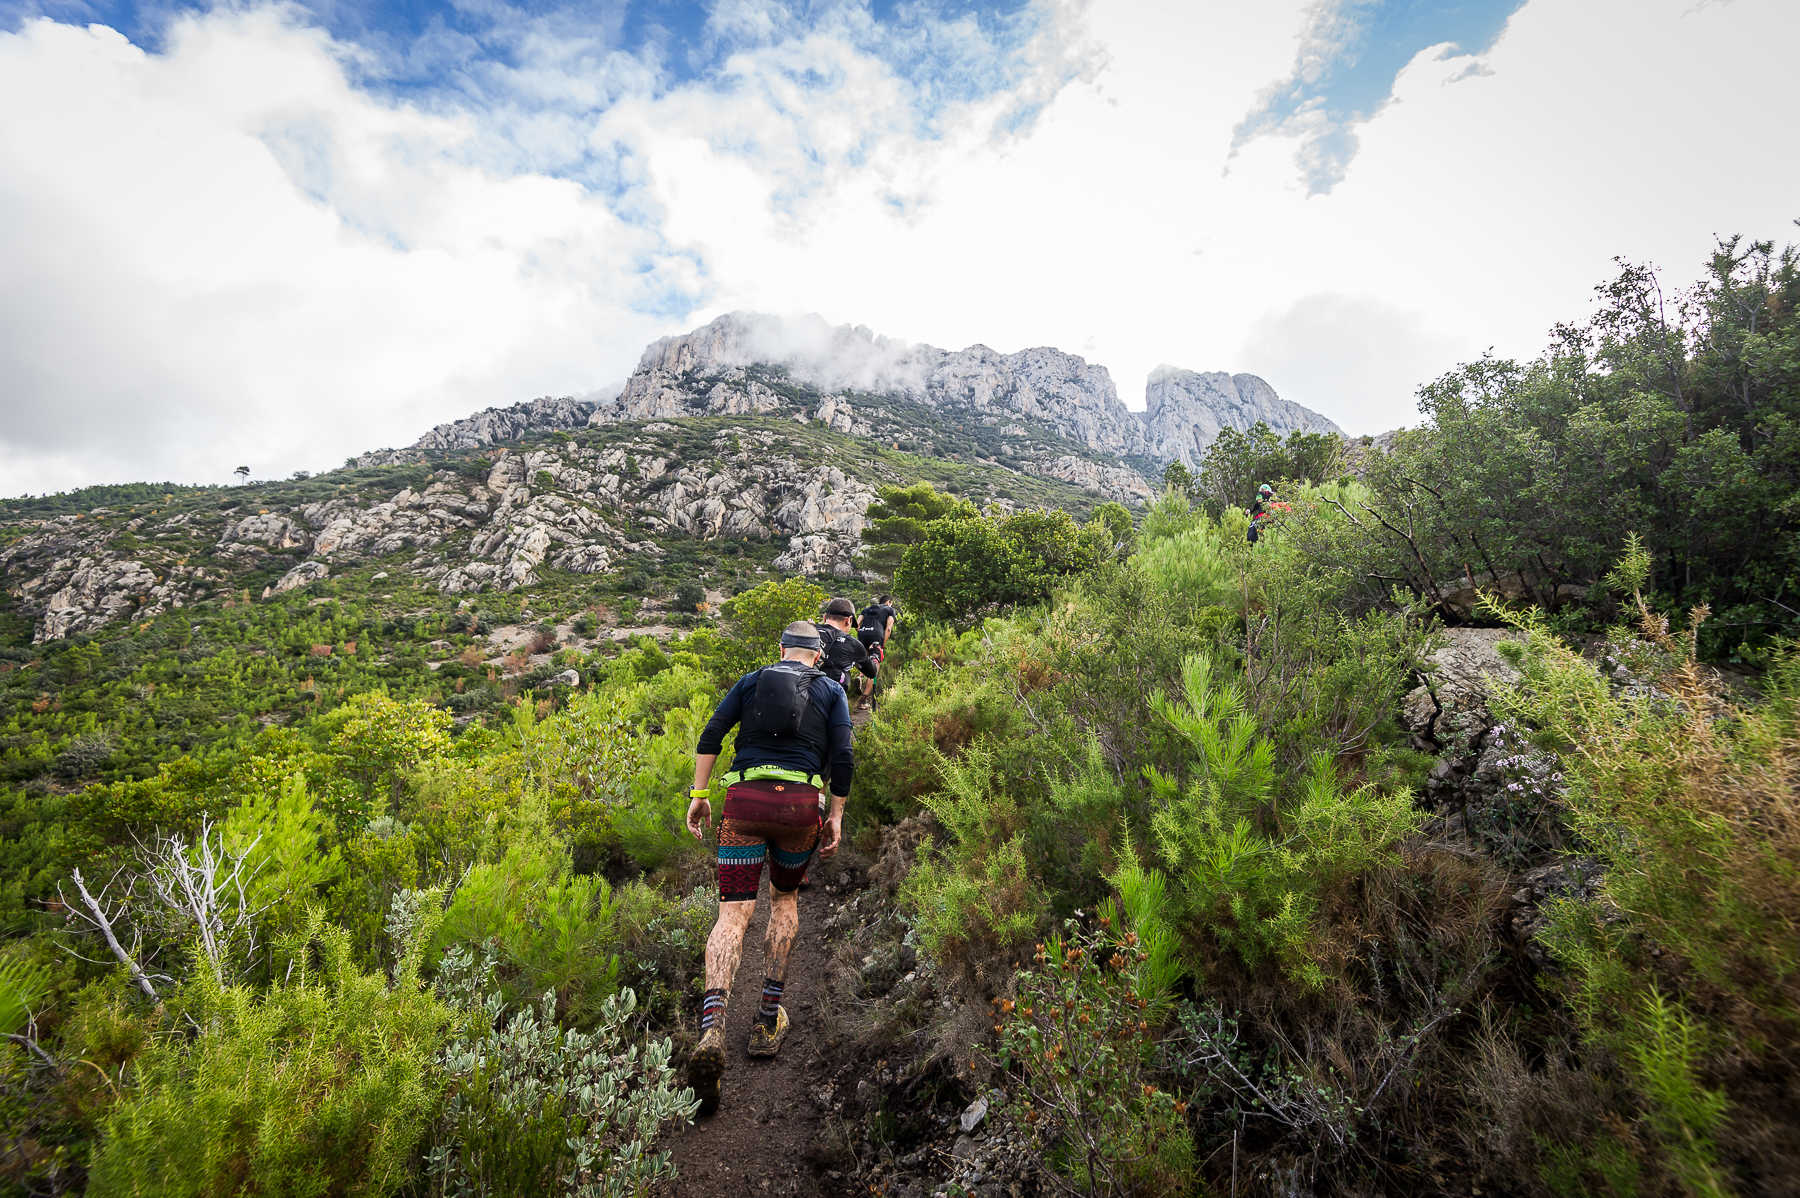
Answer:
[
  {"left": 683, "top": 620, "right": 853, "bottom": 1115},
  {"left": 1247, "top": 482, "right": 1276, "bottom": 544}
]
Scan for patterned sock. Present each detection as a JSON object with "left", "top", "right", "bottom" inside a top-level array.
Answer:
[
  {"left": 699, "top": 988, "right": 726, "bottom": 1033},
  {"left": 757, "top": 977, "right": 784, "bottom": 1027}
]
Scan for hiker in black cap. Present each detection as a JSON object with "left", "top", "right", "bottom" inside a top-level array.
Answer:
[{"left": 816, "top": 596, "right": 877, "bottom": 702}]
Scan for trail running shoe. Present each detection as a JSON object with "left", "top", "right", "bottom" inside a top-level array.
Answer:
[
  {"left": 747, "top": 1005, "right": 789, "bottom": 1059},
  {"left": 687, "top": 1026, "right": 725, "bottom": 1115}
]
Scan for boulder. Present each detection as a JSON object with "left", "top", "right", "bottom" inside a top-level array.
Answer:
[
  {"left": 264, "top": 560, "right": 330, "bottom": 597},
  {"left": 1402, "top": 627, "right": 1525, "bottom": 752}
]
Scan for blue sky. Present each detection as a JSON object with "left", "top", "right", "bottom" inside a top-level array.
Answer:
[
  {"left": 2, "top": 0, "right": 1795, "bottom": 492},
  {"left": 1234, "top": 0, "right": 1527, "bottom": 193}
]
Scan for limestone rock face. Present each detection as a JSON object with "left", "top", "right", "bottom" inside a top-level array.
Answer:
[
  {"left": 1143, "top": 368, "right": 1342, "bottom": 467},
  {"left": 217, "top": 514, "right": 311, "bottom": 555},
  {"left": 597, "top": 313, "right": 1347, "bottom": 488},
  {"left": 350, "top": 396, "right": 596, "bottom": 467},
  {"left": 595, "top": 312, "right": 1147, "bottom": 457},
  {"left": 1036, "top": 455, "right": 1155, "bottom": 504},
  {"left": 413, "top": 395, "right": 593, "bottom": 452},
  {"left": 265, "top": 560, "right": 329, "bottom": 597},
  {"left": 302, "top": 484, "right": 488, "bottom": 560},
  {"left": 34, "top": 558, "right": 187, "bottom": 643},
  {"left": 1402, "top": 627, "right": 1525, "bottom": 752}
]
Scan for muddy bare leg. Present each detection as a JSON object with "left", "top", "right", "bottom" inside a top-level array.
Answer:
[
  {"left": 763, "top": 889, "right": 799, "bottom": 983},
  {"left": 704, "top": 899, "right": 756, "bottom": 1005}
]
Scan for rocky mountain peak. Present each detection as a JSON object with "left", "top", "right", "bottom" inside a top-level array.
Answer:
[
  {"left": 597, "top": 312, "right": 1146, "bottom": 457},
  {"left": 412, "top": 395, "right": 596, "bottom": 452},
  {"left": 1143, "top": 366, "right": 1343, "bottom": 467},
  {"left": 600, "top": 313, "right": 1342, "bottom": 466}
]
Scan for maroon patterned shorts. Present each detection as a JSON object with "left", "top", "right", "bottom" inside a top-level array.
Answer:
[{"left": 714, "top": 780, "right": 822, "bottom": 903}]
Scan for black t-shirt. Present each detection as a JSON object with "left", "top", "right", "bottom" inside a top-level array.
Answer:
[{"left": 858, "top": 603, "right": 897, "bottom": 640}]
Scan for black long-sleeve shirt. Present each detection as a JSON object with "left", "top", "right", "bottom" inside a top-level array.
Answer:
[{"left": 696, "top": 668, "right": 855, "bottom": 797}]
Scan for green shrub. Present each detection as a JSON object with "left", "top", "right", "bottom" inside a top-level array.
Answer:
[
  {"left": 713, "top": 578, "right": 827, "bottom": 679},
  {"left": 315, "top": 692, "right": 453, "bottom": 826},
  {"left": 513, "top": 695, "right": 640, "bottom": 872},
  {"left": 898, "top": 744, "right": 1045, "bottom": 977},
  {"left": 86, "top": 926, "right": 451, "bottom": 1198},
  {"left": 434, "top": 833, "right": 622, "bottom": 1025},
  {"left": 219, "top": 775, "right": 344, "bottom": 952},
  {"left": 0, "top": 955, "right": 49, "bottom": 1038},
  {"left": 1145, "top": 653, "right": 1422, "bottom": 987},
  {"left": 1496, "top": 595, "right": 1800, "bottom": 1192},
  {"left": 429, "top": 949, "right": 695, "bottom": 1198},
  {"left": 613, "top": 694, "right": 714, "bottom": 872},
  {"left": 856, "top": 481, "right": 979, "bottom": 576},
  {"left": 894, "top": 508, "right": 1109, "bottom": 625},
  {"left": 851, "top": 622, "right": 1023, "bottom": 819},
  {"left": 996, "top": 920, "right": 1195, "bottom": 1196}
]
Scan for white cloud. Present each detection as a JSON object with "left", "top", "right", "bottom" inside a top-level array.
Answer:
[
  {"left": 1238, "top": 293, "right": 1467, "bottom": 432},
  {"left": 0, "top": 9, "right": 670, "bottom": 492},
  {"left": 2, "top": 0, "right": 1797, "bottom": 493}
]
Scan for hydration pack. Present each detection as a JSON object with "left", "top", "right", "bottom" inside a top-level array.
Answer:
[
  {"left": 743, "top": 662, "right": 823, "bottom": 741},
  {"left": 817, "top": 623, "right": 859, "bottom": 682}
]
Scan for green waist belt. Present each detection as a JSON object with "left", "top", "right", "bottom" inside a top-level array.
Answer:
[{"left": 719, "top": 764, "right": 824, "bottom": 789}]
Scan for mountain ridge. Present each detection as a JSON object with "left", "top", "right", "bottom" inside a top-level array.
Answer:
[{"left": 360, "top": 312, "right": 1338, "bottom": 470}]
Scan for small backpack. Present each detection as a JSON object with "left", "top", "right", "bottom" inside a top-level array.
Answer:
[
  {"left": 743, "top": 662, "right": 823, "bottom": 740},
  {"left": 817, "top": 624, "right": 858, "bottom": 681}
]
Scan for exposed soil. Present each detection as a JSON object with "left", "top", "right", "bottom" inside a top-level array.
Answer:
[
  {"left": 663, "top": 703, "right": 876, "bottom": 1198},
  {"left": 663, "top": 860, "right": 856, "bottom": 1197}
]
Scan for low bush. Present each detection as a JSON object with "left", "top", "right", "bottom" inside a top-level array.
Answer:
[
  {"left": 995, "top": 919, "right": 1195, "bottom": 1197},
  {"left": 1144, "top": 652, "right": 1422, "bottom": 987},
  {"left": 429, "top": 948, "right": 695, "bottom": 1198},
  {"left": 434, "top": 832, "right": 623, "bottom": 1026},
  {"left": 1495, "top": 582, "right": 1800, "bottom": 1193},
  {"left": 85, "top": 926, "right": 452, "bottom": 1198}
]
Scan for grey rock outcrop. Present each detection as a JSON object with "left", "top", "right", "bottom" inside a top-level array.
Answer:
[
  {"left": 32, "top": 558, "right": 189, "bottom": 643},
  {"left": 1143, "top": 367, "right": 1342, "bottom": 466},
  {"left": 350, "top": 396, "right": 597, "bottom": 467},
  {"left": 1036, "top": 455, "right": 1155, "bottom": 504},
  {"left": 265, "top": 560, "right": 329, "bottom": 597},
  {"left": 1403, "top": 627, "right": 1525, "bottom": 753},
  {"left": 412, "top": 395, "right": 594, "bottom": 452},
  {"left": 217, "top": 513, "right": 311, "bottom": 555},
  {"left": 595, "top": 313, "right": 1148, "bottom": 458}
]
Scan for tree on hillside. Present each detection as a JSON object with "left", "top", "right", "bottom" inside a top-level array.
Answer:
[
  {"left": 1191, "top": 423, "right": 1343, "bottom": 519},
  {"left": 895, "top": 507, "right": 1111, "bottom": 624},
  {"left": 1338, "top": 235, "right": 1800, "bottom": 655},
  {"left": 709, "top": 577, "right": 829, "bottom": 678},
  {"left": 233, "top": 466, "right": 250, "bottom": 484},
  {"left": 1087, "top": 501, "right": 1137, "bottom": 559},
  {"left": 857, "top": 482, "right": 978, "bottom": 576}
]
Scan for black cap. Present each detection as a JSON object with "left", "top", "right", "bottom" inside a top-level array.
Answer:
[{"left": 823, "top": 597, "right": 856, "bottom": 618}]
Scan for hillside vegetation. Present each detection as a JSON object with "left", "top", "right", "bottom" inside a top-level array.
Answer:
[{"left": 2, "top": 239, "right": 1797, "bottom": 1197}]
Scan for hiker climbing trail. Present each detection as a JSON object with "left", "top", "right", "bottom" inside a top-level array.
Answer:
[
  {"left": 664, "top": 702, "right": 875, "bottom": 1197},
  {"left": 663, "top": 873, "right": 837, "bottom": 1197}
]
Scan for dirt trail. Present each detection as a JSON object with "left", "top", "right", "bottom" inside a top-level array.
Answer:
[
  {"left": 664, "top": 876, "right": 837, "bottom": 1197},
  {"left": 664, "top": 703, "right": 874, "bottom": 1197}
]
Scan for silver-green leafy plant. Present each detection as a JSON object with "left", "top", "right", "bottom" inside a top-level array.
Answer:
[{"left": 428, "top": 945, "right": 696, "bottom": 1198}]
